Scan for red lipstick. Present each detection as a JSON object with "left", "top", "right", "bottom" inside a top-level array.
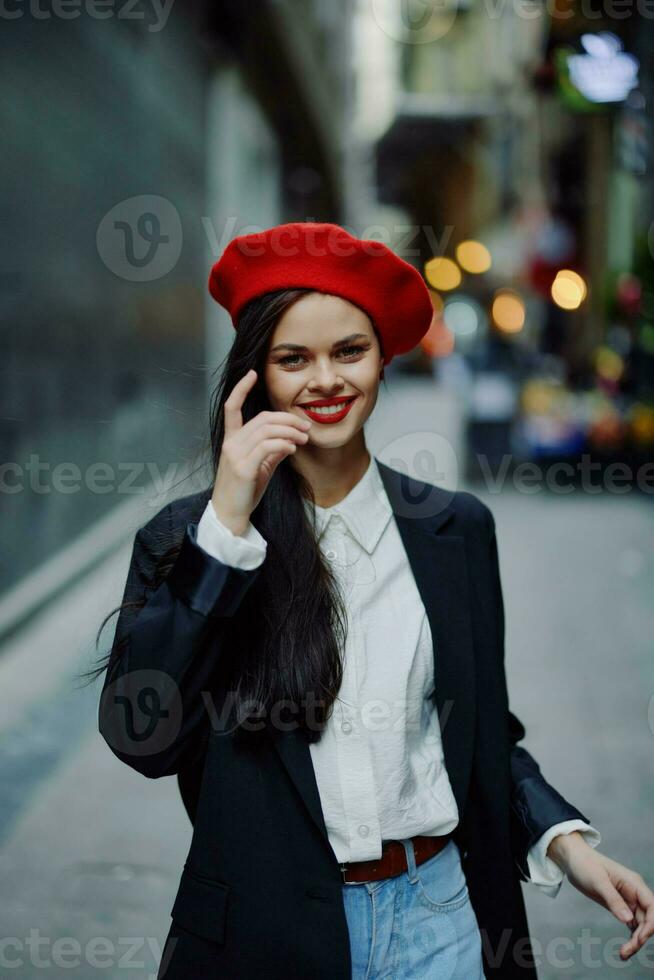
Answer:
[{"left": 297, "top": 395, "right": 358, "bottom": 424}]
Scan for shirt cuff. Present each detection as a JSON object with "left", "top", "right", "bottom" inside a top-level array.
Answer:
[
  {"left": 526, "top": 820, "right": 602, "bottom": 898},
  {"left": 196, "top": 500, "right": 267, "bottom": 571}
]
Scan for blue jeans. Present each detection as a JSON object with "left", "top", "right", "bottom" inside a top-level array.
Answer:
[{"left": 341, "top": 838, "right": 486, "bottom": 979}]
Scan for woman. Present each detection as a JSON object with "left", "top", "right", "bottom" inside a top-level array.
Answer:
[{"left": 95, "top": 223, "right": 654, "bottom": 979}]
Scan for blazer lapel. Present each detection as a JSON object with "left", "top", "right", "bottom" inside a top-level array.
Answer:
[{"left": 270, "top": 458, "right": 477, "bottom": 852}]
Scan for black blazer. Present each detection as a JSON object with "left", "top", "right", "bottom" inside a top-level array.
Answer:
[{"left": 98, "top": 458, "right": 591, "bottom": 979}]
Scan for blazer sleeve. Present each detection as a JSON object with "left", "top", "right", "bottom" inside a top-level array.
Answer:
[
  {"left": 483, "top": 505, "right": 594, "bottom": 883},
  {"left": 98, "top": 502, "right": 264, "bottom": 779}
]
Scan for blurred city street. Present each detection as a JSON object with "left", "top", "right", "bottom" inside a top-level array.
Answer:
[
  {"left": 3, "top": 0, "right": 654, "bottom": 975},
  {"left": 1, "top": 377, "right": 653, "bottom": 978}
]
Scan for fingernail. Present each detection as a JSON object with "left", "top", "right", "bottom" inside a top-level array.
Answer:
[{"left": 620, "top": 909, "right": 632, "bottom": 921}]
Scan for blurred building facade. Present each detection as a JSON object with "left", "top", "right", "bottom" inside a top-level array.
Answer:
[
  {"left": 374, "top": 1, "right": 652, "bottom": 366},
  {"left": 371, "top": 0, "right": 549, "bottom": 385},
  {"left": 0, "top": 0, "right": 356, "bottom": 628},
  {"left": 375, "top": 0, "right": 546, "bottom": 255}
]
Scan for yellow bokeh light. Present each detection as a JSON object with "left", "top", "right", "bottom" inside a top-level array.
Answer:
[
  {"left": 491, "top": 290, "right": 525, "bottom": 333},
  {"left": 424, "top": 256, "right": 461, "bottom": 291},
  {"left": 557, "top": 269, "right": 587, "bottom": 299},
  {"left": 594, "top": 345, "right": 624, "bottom": 382},
  {"left": 455, "top": 240, "right": 491, "bottom": 274},
  {"left": 551, "top": 269, "right": 586, "bottom": 310}
]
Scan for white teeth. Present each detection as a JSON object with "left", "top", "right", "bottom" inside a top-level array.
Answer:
[{"left": 305, "top": 402, "right": 350, "bottom": 415}]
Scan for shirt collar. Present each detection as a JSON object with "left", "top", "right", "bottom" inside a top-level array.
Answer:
[{"left": 302, "top": 455, "right": 393, "bottom": 555}]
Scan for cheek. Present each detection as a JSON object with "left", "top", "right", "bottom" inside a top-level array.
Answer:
[
  {"left": 352, "top": 362, "right": 381, "bottom": 395},
  {"left": 264, "top": 369, "right": 296, "bottom": 407}
]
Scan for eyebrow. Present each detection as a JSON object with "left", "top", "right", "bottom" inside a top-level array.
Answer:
[{"left": 269, "top": 333, "right": 370, "bottom": 354}]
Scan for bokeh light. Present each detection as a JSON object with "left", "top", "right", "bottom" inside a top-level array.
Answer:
[
  {"left": 594, "top": 345, "right": 624, "bottom": 383},
  {"left": 443, "top": 297, "right": 481, "bottom": 337},
  {"left": 424, "top": 256, "right": 461, "bottom": 291},
  {"left": 491, "top": 289, "right": 525, "bottom": 333},
  {"left": 551, "top": 269, "right": 587, "bottom": 309},
  {"left": 455, "top": 240, "right": 491, "bottom": 274}
]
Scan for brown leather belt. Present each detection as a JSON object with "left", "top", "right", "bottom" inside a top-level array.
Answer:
[{"left": 340, "top": 832, "right": 454, "bottom": 884}]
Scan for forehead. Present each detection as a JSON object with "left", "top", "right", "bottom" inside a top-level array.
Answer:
[{"left": 273, "top": 292, "right": 374, "bottom": 341}]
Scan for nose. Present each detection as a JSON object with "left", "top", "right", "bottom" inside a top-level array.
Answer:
[{"left": 306, "top": 358, "right": 345, "bottom": 393}]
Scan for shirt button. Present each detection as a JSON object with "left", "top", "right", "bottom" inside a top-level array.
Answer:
[
  {"left": 358, "top": 825, "right": 369, "bottom": 838},
  {"left": 341, "top": 720, "right": 352, "bottom": 733},
  {"left": 324, "top": 549, "right": 338, "bottom": 560}
]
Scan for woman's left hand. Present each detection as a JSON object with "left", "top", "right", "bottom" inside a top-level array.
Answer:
[{"left": 547, "top": 831, "right": 654, "bottom": 960}]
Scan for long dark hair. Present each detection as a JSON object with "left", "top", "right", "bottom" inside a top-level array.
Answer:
[{"left": 80, "top": 288, "right": 385, "bottom": 744}]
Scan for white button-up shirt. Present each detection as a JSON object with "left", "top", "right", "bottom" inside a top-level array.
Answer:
[{"left": 196, "top": 455, "right": 600, "bottom": 896}]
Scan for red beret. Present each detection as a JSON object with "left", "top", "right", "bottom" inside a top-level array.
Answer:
[{"left": 208, "top": 222, "right": 434, "bottom": 365}]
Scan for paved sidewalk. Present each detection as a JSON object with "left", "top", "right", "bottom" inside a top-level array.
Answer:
[{"left": 475, "top": 484, "right": 654, "bottom": 978}]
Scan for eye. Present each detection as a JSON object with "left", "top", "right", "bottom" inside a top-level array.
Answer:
[
  {"left": 276, "top": 345, "right": 367, "bottom": 368},
  {"left": 278, "top": 353, "right": 306, "bottom": 366}
]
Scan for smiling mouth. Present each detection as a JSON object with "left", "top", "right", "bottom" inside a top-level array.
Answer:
[{"left": 298, "top": 396, "right": 358, "bottom": 423}]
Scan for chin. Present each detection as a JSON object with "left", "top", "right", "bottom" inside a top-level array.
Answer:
[{"left": 314, "top": 426, "right": 363, "bottom": 448}]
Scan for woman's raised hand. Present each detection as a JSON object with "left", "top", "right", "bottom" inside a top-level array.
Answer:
[{"left": 211, "top": 369, "right": 312, "bottom": 536}]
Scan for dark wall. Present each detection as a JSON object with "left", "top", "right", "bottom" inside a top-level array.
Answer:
[{"left": 1, "top": 5, "right": 213, "bottom": 591}]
